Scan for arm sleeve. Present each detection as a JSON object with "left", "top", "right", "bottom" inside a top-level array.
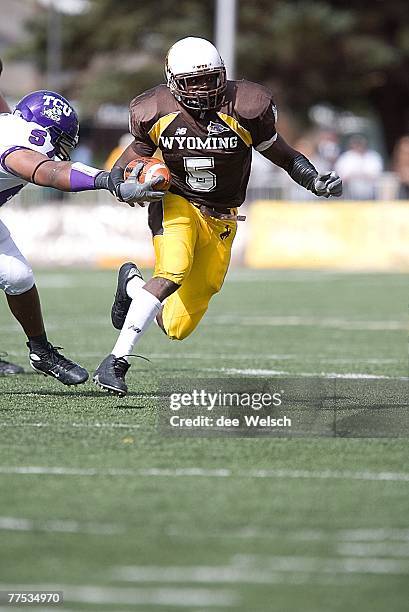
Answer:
[
  {"left": 260, "top": 134, "right": 318, "bottom": 193},
  {"left": 248, "top": 98, "right": 278, "bottom": 152}
]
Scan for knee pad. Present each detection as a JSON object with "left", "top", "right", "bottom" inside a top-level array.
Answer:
[
  {"left": 0, "top": 237, "right": 35, "bottom": 295},
  {"left": 3, "top": 259, "right": 34, "bottom": 295}
]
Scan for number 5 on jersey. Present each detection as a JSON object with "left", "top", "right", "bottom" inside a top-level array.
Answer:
[{"left": 184, "top": 157, "right": 216, "bottom": 192}]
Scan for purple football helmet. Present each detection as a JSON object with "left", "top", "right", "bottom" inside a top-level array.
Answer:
[{"left": 14, "top": 90, "right": 79, "bottom": 161}]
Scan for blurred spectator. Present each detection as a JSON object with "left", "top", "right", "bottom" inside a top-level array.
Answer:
[
  {"left": 316, "top": 130, "right": 340, "bottom": 169},
  {"left": 335, "top": 135, "right": 383, "bottom": 200},
  {"left": 392, "top": 135, "right": 409, "bottom": 199},
  {"left": 104, "top": 133, "right": 134, "bottom": 170}
]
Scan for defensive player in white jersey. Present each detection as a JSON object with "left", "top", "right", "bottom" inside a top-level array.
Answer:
[{"left": 0, "top": 60, "right": 163, "bottom": 383}]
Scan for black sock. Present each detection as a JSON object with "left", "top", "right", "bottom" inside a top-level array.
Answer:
[{"left": 27, "top": 332, "right": 48, "bottom": 352}]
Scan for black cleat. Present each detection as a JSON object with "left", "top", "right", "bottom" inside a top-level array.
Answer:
[
  {"left": 111, "top": 262, "right": 144, "bottom": 330},
  {"left": 0, "top": 358, "right": 24, "bottom": 375},
  {"left": 93, "top": 354, "right": 130, "bottom": 397},
  {"left": 27, "top": 342, "right": 89, "bottom": 385}
]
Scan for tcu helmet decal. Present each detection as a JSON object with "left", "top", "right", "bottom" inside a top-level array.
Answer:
[{"left": 42, "top": 94, "right": 73, "bottom": 123}]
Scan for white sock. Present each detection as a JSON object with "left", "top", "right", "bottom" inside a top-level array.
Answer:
[
  {"left": 127, "top": 274, "right": 163, "bottom": 327},
  {"left": 126, "top": 274, "right": 145, "bottom": 299},
  {"left": 112, "top": 288, "right": 161, "bottom": 359}
]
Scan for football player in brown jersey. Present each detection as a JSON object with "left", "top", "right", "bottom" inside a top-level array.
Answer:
[{"left": 93, "top": 37, "right": 342, "bottom": 396}]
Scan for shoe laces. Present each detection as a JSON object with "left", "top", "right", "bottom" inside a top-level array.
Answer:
[
  {"left": 113, "top": 356, "right": 130, "bottom": 380},
  {"left": 113, "top": 354, "right": 150, "bottom": 379},
  {"left": 44, "top": 343, "right": 77, "bottom": 372}
]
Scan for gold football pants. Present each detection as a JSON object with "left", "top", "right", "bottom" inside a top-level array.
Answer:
[{"left": 151, "top": 193, "right": 237, "bottom": 340}]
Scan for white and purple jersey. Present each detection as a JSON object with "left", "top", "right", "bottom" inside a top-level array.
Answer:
[{"left": 0, "top": 112, "right": 55, "bottom": 207}]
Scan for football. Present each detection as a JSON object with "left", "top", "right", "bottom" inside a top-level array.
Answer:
[{"left": 124, "top": 156, "right": 171, "bottom": 191}]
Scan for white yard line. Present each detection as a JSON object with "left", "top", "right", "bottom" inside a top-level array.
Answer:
[
  {"left": 320, "top": 358, "right": 401, "bottom": 365},
  {"left": 216, "top": 368, "right": 290, "bottom": 376},
  {"left": 300, "top": 371, "right": 407, "bottom": 380},
  {"left": 0, "top": 585, "right": 237, "bottom": 608},
  {"left": 338, "top": 528, "right": 409, "bottom": 542},
  {"left": 166, "top": 526, "right": 409, "bottom": 544},
  {"left": 248, "top": 469, "right": 409, "bottom": 482},
  {"left": 204, "top": 315, "right": 407, "bottom": 330},
  {"left": 336, "top": 542, "right": 409, "bottom": 558},
  {"left": 0, "top": 516, "right": 122, "bottom": 535},
  {"left": 113, "top": 566, "right": 286, "bottom": 585},
  {"left": 207, "top": 367, "right": 408, "bottom": 380},
  {"left": 113, "top": 554, "right": 409, "bottom": 582},
  {"left": 0, "top": 466, "right": 409, "bottom": 482},
  {"left": 111, "top": 565, "right": 352, "bottom": 586},
  {"left": 232, "top": 554, "right": 409, "bottom": 575}
]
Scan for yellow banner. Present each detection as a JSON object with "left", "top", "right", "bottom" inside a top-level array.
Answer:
[{"left": 245, "top": 201, "right": 409, "bottom": 270}]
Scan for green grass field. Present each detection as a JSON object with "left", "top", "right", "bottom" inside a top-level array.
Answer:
[{"left": 0, "top": 268, "right": 408, "bottom": 611}]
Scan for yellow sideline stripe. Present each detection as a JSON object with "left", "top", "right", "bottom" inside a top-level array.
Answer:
[
  {"left": 217, "top": 112, "right": 252, "bottom": 147},
  {"left": 148, "top": 112, "right": 179, "bottom": 146}
]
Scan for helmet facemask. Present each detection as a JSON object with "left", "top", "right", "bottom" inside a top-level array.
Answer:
[
  {"left": 168, "top": 67, "right": 227, "bottom": 111},
  {"left": 48, "top": 125, "right": 78, "bottom": 161}
]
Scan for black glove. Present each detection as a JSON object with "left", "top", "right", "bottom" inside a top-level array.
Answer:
[
  {"left": 95, "top": 163, "right": 165, "bottom": 207},
  {"left": 313, "top": 171, "right": 342, "bottom": 198}
]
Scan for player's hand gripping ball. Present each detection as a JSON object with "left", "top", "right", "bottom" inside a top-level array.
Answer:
[
  {"left": 117, "top": 157, "right": 170, "bottom": 207},
  {"left": 124, "top": 157, "right": 171, "bottom": 191}
]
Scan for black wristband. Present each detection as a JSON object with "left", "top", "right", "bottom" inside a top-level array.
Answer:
[
  {"left": 94, "top": 171, "right": 110, "bottom": 190},
  {"left": 287, "top": 154, "right": 318, "bottom": 192},
  {"left": 94, "top": 166, "right": 125, "bottom": 200}
]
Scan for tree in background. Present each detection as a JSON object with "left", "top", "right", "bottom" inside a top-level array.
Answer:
[
  {"left": 11, "top": 0, "right": 214, "bottom": 111},
  {"left": 237, "top": 0, "right": 409, "bottom": 153},
  {"left": 10, "top": 0, "right": 409, "bottom": 153}
]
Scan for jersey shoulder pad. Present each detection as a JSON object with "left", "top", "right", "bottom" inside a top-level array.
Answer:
[{"left": 232, "top": 80, "right": 275, "bottom": 120}]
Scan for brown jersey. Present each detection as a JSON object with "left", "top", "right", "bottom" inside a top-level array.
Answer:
[{"left": 129, "top": 80, "right": 277, "bottom": 209}]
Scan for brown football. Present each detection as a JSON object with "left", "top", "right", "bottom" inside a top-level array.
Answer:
[{"left": 123, "top": 156, "right": 171, "bottom": 191}]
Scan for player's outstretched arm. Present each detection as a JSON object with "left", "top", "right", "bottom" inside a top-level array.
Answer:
[
  {"left": 0, "top": 59, "right": 11, "bottom": 114},
  {"left": 5, "top": 148, "right": 165, "bottom": 204},
  {"left": 261, "top": 134, "right": 342, "bottom": 198},
  {"left": 5, "top": 148, "right": 103, "bottom": 191}
]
